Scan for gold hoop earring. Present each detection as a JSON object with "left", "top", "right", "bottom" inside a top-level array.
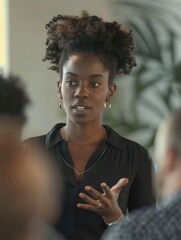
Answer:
[
  {"left": 108, "top": 103, "right": 112, "bottom": 109},
  {"left": 104, "top": 102, "right": 107, "bottom": 108}
]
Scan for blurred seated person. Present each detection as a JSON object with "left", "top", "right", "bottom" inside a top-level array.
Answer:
[
  {"left": 102, "top": 109, "right": 181, "bottom": 240},
  {"left": 0, "top": 74, "right": 64, "bottom": 240},
  {"left": 0, "top": 140, "right": 63, "bottom": 240},
  {"left": 0, "top": 74, "right": 29, "bottom": 160}
]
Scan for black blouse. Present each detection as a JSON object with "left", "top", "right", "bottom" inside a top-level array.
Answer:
[{"left": 30, "top": 123, "right": 155, "bottom": 240}]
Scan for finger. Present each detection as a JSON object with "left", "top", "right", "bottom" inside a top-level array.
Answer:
[
  {"left": 79, "top": 192, "right": 100, "bottom": 207},
  {"left": 111, "top": 178, "right": 129, "bottom": 194},
  {"left": 85, "top": 186, "right": 103, "bottom": 201},
  {"left": 101, "top": 182, "right": 113, "bottom": 198},
  {"left": 77, "top": 203, "right": 101, "bottom": 212}
]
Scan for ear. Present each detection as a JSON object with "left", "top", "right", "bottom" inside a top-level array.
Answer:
[
  {"left": 106, "top": 83, "right": 116, "bottom": 102},
  {"left": 57, "top": 79, "right": 62, "bottom": 99}
]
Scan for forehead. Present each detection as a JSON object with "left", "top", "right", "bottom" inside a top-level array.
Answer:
[{"left": 63, "top": 53, "right": 109, "bottom": 76}]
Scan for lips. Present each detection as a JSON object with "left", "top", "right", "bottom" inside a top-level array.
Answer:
[{"left": 72, "top": 104, "right": 91, "bottom": 112}]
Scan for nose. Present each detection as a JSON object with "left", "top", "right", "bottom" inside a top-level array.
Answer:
[{"left": 74, "top": 83, "right": 89, "bottom": 99}]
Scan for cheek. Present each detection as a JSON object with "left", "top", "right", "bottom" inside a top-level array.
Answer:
[
  {"left": 60, "top": 88, "right": 73, "bottom": 115},
  {"left": 61, "top": 86, "right": 72, "bottom": 101},
  {"left": 95, "top": 88, "right": 109, "bottom": 102},
  {"left": 62, "top": 96, "right": 72, "bottom": 111}
]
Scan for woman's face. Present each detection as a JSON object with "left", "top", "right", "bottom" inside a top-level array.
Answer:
[{"left": 58, "top": 52, "right": 116, "bottom": 125}]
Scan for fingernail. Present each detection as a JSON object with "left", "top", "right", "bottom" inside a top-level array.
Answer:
[{"left": 85, "top": 186, "right": 90, "bottom": 191}]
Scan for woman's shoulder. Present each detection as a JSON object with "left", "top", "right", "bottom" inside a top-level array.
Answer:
[
  {"left": 105, "top": 125, "right": 148, "bottom": 154},
  {"left": 105, "top": 125, "right": 153, "bottom": 170},
  {"left": 23, "top": 123, "right": 65, "bottom": 148}
]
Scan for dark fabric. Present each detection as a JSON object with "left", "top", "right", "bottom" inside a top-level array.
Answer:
[
  {"left": 102, "top": 191, "right": 181, "bottom": 240},
  {"left": 29, "top": 123, "right": 155, "bottom": 240}
]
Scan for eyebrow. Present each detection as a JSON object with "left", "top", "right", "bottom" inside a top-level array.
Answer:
[
  {"left": 65, "top": 72, "right": 77, "bottom": 77},
  {"left": 65, "top": 72, "right": 104, "bottom": 79}
]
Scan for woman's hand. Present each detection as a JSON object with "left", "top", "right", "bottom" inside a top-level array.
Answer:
[{"left": 77, "top": 178, "right": 129, "bottom": 223}]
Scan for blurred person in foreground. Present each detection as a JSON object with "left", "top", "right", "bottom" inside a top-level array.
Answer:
[
  {"left": 0, "top": 147, "right": 62, "bottom": 240},
  {"left": 0, "top": 74, "right": 29, "bottom": 160},
  {"left": 0, "top": 74, "right": 64, "bottom": 240},
  {"left": 102, "top": 109, "right": 181, "bottom": 240}
]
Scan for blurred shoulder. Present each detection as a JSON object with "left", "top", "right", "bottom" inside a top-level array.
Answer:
[{"left": 102, "top": 205, "right": 156, "bottom": 240}]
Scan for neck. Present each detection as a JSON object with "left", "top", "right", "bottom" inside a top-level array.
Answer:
[{"left": 63, "top": 121, "right": 106, "bottom": 145}]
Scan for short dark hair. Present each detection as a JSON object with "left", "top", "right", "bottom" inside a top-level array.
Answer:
[
  {"left": 43, "top": 11, "right": 136, "bottom": 84},
  {"left": 0, "top": 74, "right": 30, "bottom": 123}
]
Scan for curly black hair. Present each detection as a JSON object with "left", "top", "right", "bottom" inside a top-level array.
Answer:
[
  {"left": 43, "top": 11, "right": 136, "bottom": 84},
  {"left": 0, "top": 74, "right": 30, "bottom": 122}
]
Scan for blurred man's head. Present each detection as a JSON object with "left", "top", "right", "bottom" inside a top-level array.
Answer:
[
  {"left": 0, "top": 75, "right": 62, "bottom": 240},
  {"left": 0, "top": 74, "right": 29, "bottom": 121},
  {"left": 0, "top": 74, "right": 30, "bottom": 159},
  {"left": 0, "top": 147, "right": 61, "bottom": 240},
  {"left": 155, "top": 109, "right": 181, "bottom": 200}
]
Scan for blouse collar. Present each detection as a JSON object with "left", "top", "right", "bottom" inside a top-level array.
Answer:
[{"left": 44, "top": 123, "right": 124, "bottom": 151}]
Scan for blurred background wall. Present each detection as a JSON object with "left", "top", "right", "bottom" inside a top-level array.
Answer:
[{"left": 0, "top": 0, "right": 9, "bottom": 76}]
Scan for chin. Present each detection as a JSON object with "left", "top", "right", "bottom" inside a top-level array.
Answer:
[{"left": 70, "top": 116, "right": 98, "bottom": 126}]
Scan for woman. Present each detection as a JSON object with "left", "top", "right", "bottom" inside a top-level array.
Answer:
[{"left": 30, "top": 11, "right": 155, "bottom": 240}]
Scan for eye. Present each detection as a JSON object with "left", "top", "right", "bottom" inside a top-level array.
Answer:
[
  {"left": 66, "top": 80, "right": 77, "bottom": 87},
  {"left": 90, "top": 82, "right": 101, "bottom": 88}
]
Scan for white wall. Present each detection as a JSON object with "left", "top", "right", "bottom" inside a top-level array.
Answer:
[
  {"left": 9, "top": 0, "right": 113, "bottom": 138},
  {"left": 0, "top": 0, "right": 9, "bottom": 76}
]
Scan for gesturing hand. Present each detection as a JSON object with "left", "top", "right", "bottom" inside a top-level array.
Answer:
[{"left": 77, "top": 178, "right": 129, "bottom": 223}]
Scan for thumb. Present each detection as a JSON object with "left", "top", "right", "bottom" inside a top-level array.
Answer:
[{"left": 111, "top": 178, "right": 129, "bottom": 194}]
